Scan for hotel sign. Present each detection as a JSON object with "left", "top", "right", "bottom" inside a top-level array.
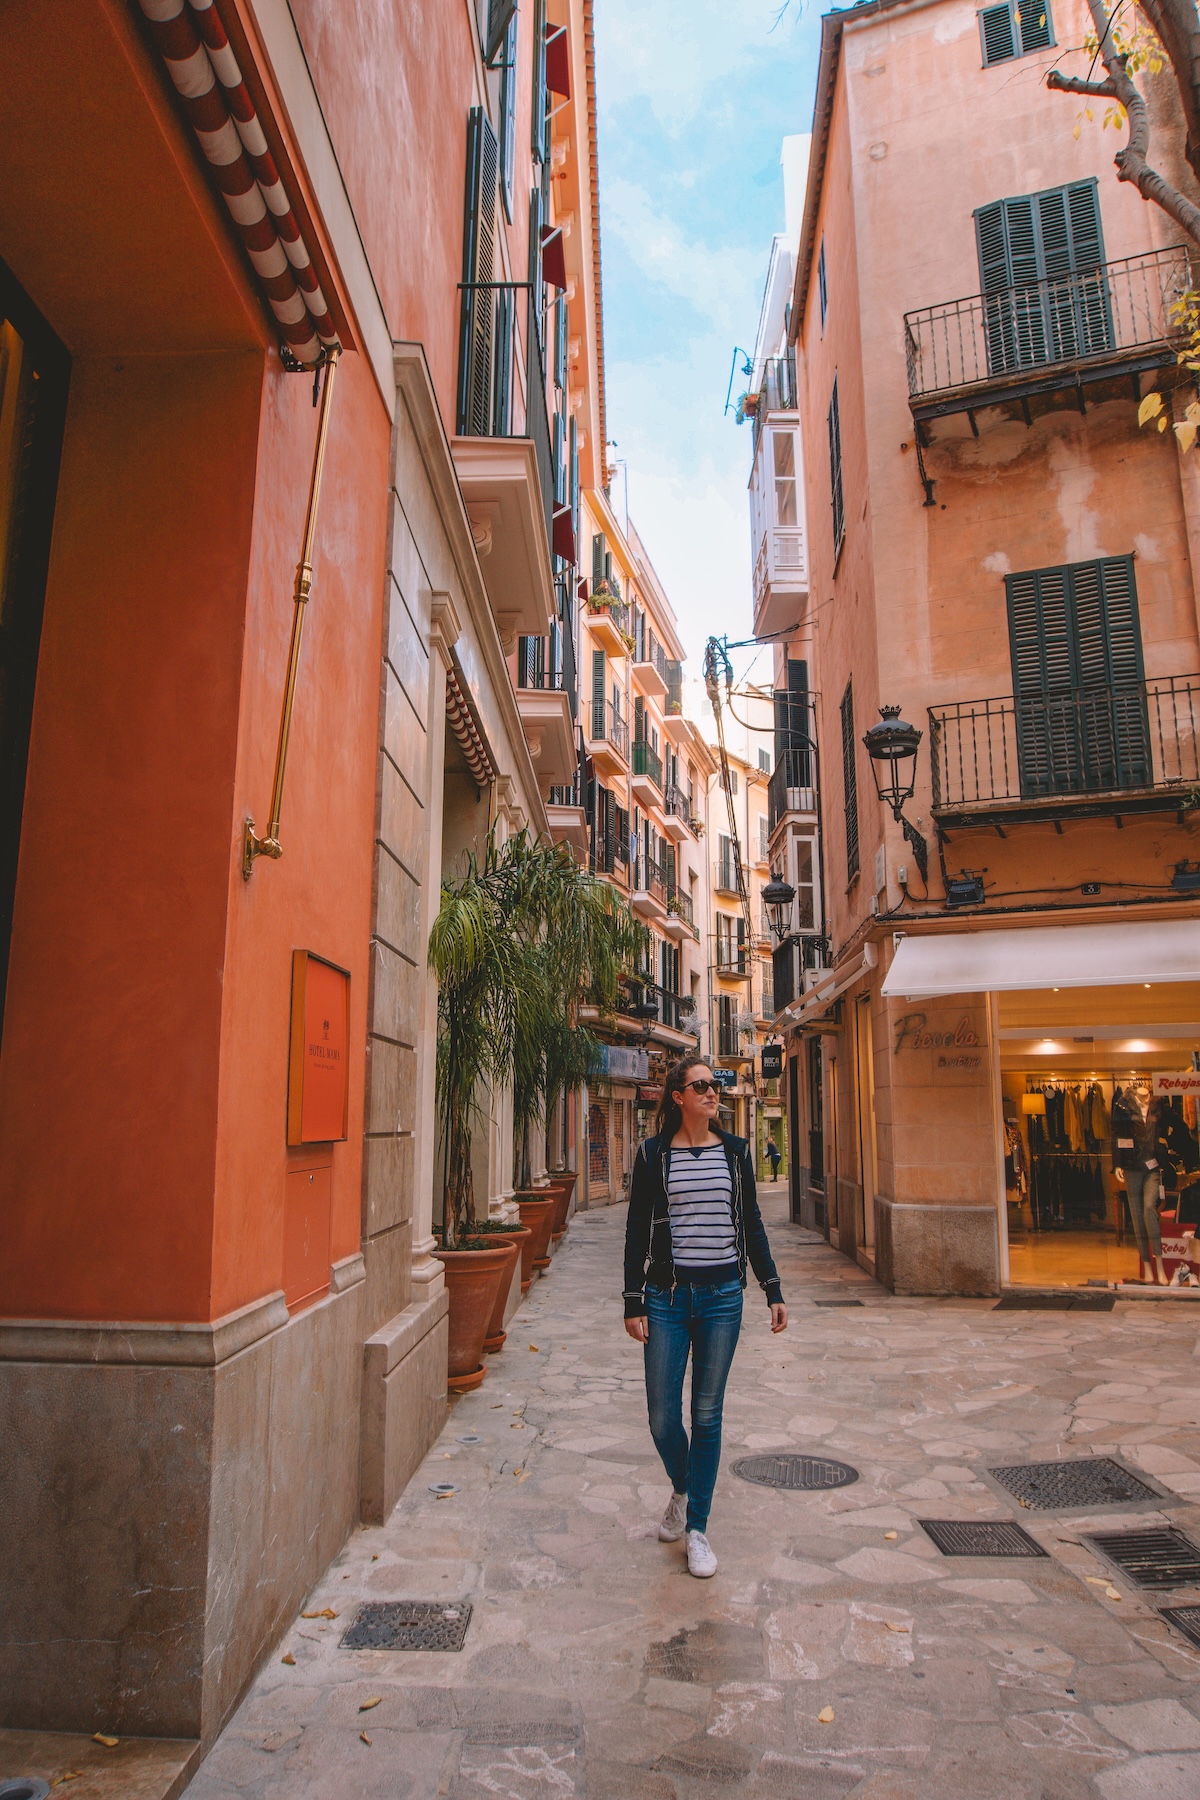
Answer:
[{"left": 288, "top": 951, "right": 351, "bottom": 1145}]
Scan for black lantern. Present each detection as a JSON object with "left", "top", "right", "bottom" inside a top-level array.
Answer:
[
  {"left": 762, "top": 871, "right": 796, "bottom": 944},
  {"left": 863, "top": 706, "right": 921, "bottom": 820},
  {"left": 861, "top": 705, "right": 929, "bottom": 886}
]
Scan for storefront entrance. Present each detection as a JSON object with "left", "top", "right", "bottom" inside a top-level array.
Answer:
[{"left": 998, "top": 983, "right": 1200, "bottom": 1288}]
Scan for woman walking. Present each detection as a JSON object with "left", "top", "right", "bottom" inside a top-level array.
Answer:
[{"left": 624, "top": 1056, "right": 787, "bottom": 1578}]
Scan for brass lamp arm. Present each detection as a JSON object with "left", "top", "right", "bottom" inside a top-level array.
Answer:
[{"left": 243, "top": 349, "right": 340, "bottom": 879}]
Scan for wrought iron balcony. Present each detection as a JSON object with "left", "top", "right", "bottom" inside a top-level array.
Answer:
[
  {"left": 622, "top": 978, "right": 689, "bottom": 1033},
  {"left": 667, "top": 885, "right": 695, "bottom": 929},
  {"left": 904, "top": 247, "right": 1190, "bottom": 426},
  {"left": 516, "top": 634, "right": 566, "bottom": 691},
  {"left": 664, "top": 783, "right": 691, "bottom": 827},
  {"left": 929, "top": 674, "right": 1200, "bottom": 826},
  {"left": 715, "top": 850, "right": 742, "bottom": 895},
  {"left": 631, "top": 736, "right": 663, "bottom": 790},
  {"left": 768, "top": 745, "right": 816, "bottom": 834},
  {"left": 457, "top": 281, "right": 555, "bottom": 545},
  {"left": 589, "top": 699, "right": 629, "bottom": 761},
  {"left": 747, "top": 353, "right": 798, "bottom": 451},
  {"left": 771, "top": 935, "right": 832, "bottom": 1014},
  {"left": 633, "top": 855, "right": 668, "bottom": 904}
]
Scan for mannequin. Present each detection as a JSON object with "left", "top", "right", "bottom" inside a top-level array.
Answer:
[{"left": 1112, "top": 1081, "right": 1166, "bottom": 1284}]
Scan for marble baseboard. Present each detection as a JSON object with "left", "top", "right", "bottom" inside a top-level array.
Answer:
[
  {"left": 0, "top": 1278, "right": 365, "bottom": 1745},
  {"left": 874, "top": 1196, "right": 1000, "bottom": 1296},
  {"left": 360, "top": 1287, "right": 448, "bottom": 1525},
  {"left": 0, "top": 1728, "right": 199, "bottom": 1800}
]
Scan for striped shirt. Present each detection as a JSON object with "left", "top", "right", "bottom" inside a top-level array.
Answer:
[{"left": 666, "top": 1141, "right": 737, "bottom": 1277}]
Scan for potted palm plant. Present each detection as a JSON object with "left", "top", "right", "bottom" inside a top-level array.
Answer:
[{"left": 427, "top": 844, "right": 521, "bottom": 1390}]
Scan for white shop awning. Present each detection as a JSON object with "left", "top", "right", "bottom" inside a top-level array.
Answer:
[{"left": 882, "top": 919, "right": 1200, "bottom": 1000}]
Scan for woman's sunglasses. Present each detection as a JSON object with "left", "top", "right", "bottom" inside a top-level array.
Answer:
[{"left": 679, "top": 1078, "right": 718, "bottom": 1097}]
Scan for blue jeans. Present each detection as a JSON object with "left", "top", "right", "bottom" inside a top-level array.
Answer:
[
  {"left": 1125, "top": 1167, "right": 1163, "bottom": 1262},
  {"left": 644, "top": 1280, "right": 743, "bottom": 1534}
]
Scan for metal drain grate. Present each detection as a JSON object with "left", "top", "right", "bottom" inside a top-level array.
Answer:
[
  {"left": 813, "top": 1298, "right": 865, "bottom": 1308},
  {"left": 993, "top": 1292, "right": 1115, "bottom": 1312},
  {"left": 1160, "top": 1605, "right": 1200, "bottom": 1649},
  {"left": 1086, "top": 1529, "right": 1200, "bottom": 1591},
  {"left": 918, "top": 1519, "right": 1047, "bottom": 1558},
  {"left": 988, "top": 1457, "right": 1159, "bottom": 1511},
  {"left": 731, "top": 1453, "right": 859, "bottom": 1491},
  {"left": 341, "top": 1600, "right": 472, "bottom": 1652}
]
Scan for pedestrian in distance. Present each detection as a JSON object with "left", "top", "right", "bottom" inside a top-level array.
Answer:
[
  {"left": 765, "top": 1135, "right": 782, "bottom": 1180},
  {"left": 623, "top": 1055, "right": 787, "bottom": 1578}
]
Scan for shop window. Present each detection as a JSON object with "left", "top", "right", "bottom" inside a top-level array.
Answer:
[{"left": 0, "top": 269, "right": 70, "bottom": 1030}]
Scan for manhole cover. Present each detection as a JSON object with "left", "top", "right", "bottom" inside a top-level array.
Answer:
[
  {"left": 0, "top": 1783, "right": 51, "bottom": 1800},
  {"left": 993, "top": 1293, "right": 1115, "bottom": 1311},
  {"left": 1086, "top": 1529, "right": 1200, "bottom": 1591},
  {"left": 731, "top": 1453, "right": 858, "bottom": 1491},
  {"left": 813, "top": 1298, "right": 864, "bottom": 1308},
  {"left": 988, "top": 1457, "right": 1159, "bottom": 1510},
  {"left": 918, "top": 1519, "right": 1047, "bottom": 1558},
  {"left": 1160, "top": 1605, "right": 1200, "bottom": 1649},
  {"left": 341, "top": 1600, "right": 472, "bottom": 1651}
]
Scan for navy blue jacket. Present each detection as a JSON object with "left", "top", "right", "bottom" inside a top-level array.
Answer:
[{"left": 623, "top": 1127, "right": 784, "bottom": 1318}]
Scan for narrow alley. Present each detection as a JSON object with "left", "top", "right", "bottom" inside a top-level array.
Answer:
[{"left": 172, "top": 1194, "right": 1200, "bottom": 1800}]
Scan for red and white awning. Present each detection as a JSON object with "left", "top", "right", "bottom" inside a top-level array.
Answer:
[
  {"left": 139, "top": 0, "right": 340, "bottom": 367},
  {"left": 446, "top": 668, "right": 496, "bottom": 787}
]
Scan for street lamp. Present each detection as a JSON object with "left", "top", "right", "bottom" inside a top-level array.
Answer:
[
  {"left": 862, "top": 706, "right": 929, "bottom": 883},
  {"left": 762, "top": 872, "right": 797, "bottom": 945}
]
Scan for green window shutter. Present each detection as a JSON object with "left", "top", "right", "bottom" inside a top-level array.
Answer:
[
  {"left": 591, "top": 532, "right": 605, "bottom": 590},
  {"left": 458, "top": 109, "right": 499, "bottom": 436},
  {"left": 531, "top": 0, "right": 548, "bottom": 161},
  {"left": 827, "top": 375, "right": 844, "bottom": 552},
  {"left": 486, "top": 0, "right": 517, "bottom": 61},
  {"left": 496, "top": 7, "right": 518, "bottom": 216},
  {"left": 979, "top": 3, "right": 1016, "bottom": 63},
  {"left": 1006, "top": 556, "right": 1148, "bottom": 794},
  {"left": 840, "top": 679, "right": 859, "bottom": 880},
  {"left": 1016, "top": 0, "right": 1053, "bottom": 52}
]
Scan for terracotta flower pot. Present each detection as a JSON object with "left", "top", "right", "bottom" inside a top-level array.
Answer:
[
  {"left": 545, "top": 1170, "right": 578, "bottom": 1239},
  {"left": 477, "top": 1227, "right": 529, "bottom": 1351},
  {"left": 515, "top": 1193, "right": 556, "bottom": 1273},
  {"left": 435, "top": 1244, "right": 512, "bottom": 1392}
]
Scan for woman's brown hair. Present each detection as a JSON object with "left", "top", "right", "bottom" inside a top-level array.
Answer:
[{"left": 653, "top": 1055, "right": 715, "bottom": 1143}]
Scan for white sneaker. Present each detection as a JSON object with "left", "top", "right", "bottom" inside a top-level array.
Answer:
[
  {"left": 658, "top": 1492, "right": 687, "bottom": 1542},
  {"left": 686, "top": 1530, "right": 718, "bottom": 1578}
]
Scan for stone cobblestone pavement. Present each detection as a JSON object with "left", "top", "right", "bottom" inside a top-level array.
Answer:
[{"left": 188, "top": 1191, "right": 1200, "bottom": 1799}]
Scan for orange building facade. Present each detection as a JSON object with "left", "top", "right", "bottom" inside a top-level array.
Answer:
[
  {"left": 0, "top": 0, "right": 604, "bottom": 1760},
  {"left": 764, "top": 0, "right": 1200, "bottom": 1296}
]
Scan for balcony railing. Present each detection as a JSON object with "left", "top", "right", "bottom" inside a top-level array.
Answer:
[
  {"left": 904, "top": 248, "right": 1190, "bottom": 408},
  {"left": 631, "top": 736, "right": 663, "bottom": 790},
  {"left": 457, "top": 282, "right": 555, "bottom": 545},
  {"left": 716, "top": 945, "right": 747, "bottom": 975},
  {"left": 622, "top": 978, "right": 689, "bottom": 1032},
  {"left": 667, "top": 886, "right": 695, "bottom": 929},
  {"left": 590, "top": 699, "right": 629, "bottom": 760},
  {"left": 633, "top": 855, "right": 668, "bottom": 903},
  {"left": 749, "top": 352, "right": 798, "bottom": 451},
  {"left": 516, "top": 634, "right": 566, "bottom": 691},
  {"left": 929, "top": 674, "right": 1200, "bottom": 816},
  {"left": 587, "top": 590, "right": 630, "bottom": 637},
  {"left": 772, "top": 935, "right": 831, "bottom": 1014},
  {"left": 715, "top": 852, "right": 741, "bottom": 894},
  {"left": 664, "top": 782, "right": 691, "bottom": 827},
  {"left": 767, "top": 745, "right": 816, "bottom": 833}
]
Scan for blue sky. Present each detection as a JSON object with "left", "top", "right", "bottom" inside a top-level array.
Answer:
[{"left": 593, "top": 0, "right": 822, "bottom": 688}]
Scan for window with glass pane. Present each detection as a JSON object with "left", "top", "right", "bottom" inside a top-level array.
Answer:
[
  {"left": 792, "top": 838, "right": 817, "bottom": 931},
  {"left": 772, "top": 431, "right": 797, "bottom": 527}
]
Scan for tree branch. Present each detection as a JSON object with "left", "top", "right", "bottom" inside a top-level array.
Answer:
[
  {"left": 1139, "top": 0, "right": 1200, "bottom": 181},
  {"left": 1046, "top": 68, "right": 1118, "bottom": 95},
  {"left": 1062, "top": 0, "right": 1200, "bottom": 247}
]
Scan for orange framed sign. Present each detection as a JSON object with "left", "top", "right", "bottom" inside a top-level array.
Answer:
[{"left": 287, "top": 950, "right": 351, "bottom": 1145}]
